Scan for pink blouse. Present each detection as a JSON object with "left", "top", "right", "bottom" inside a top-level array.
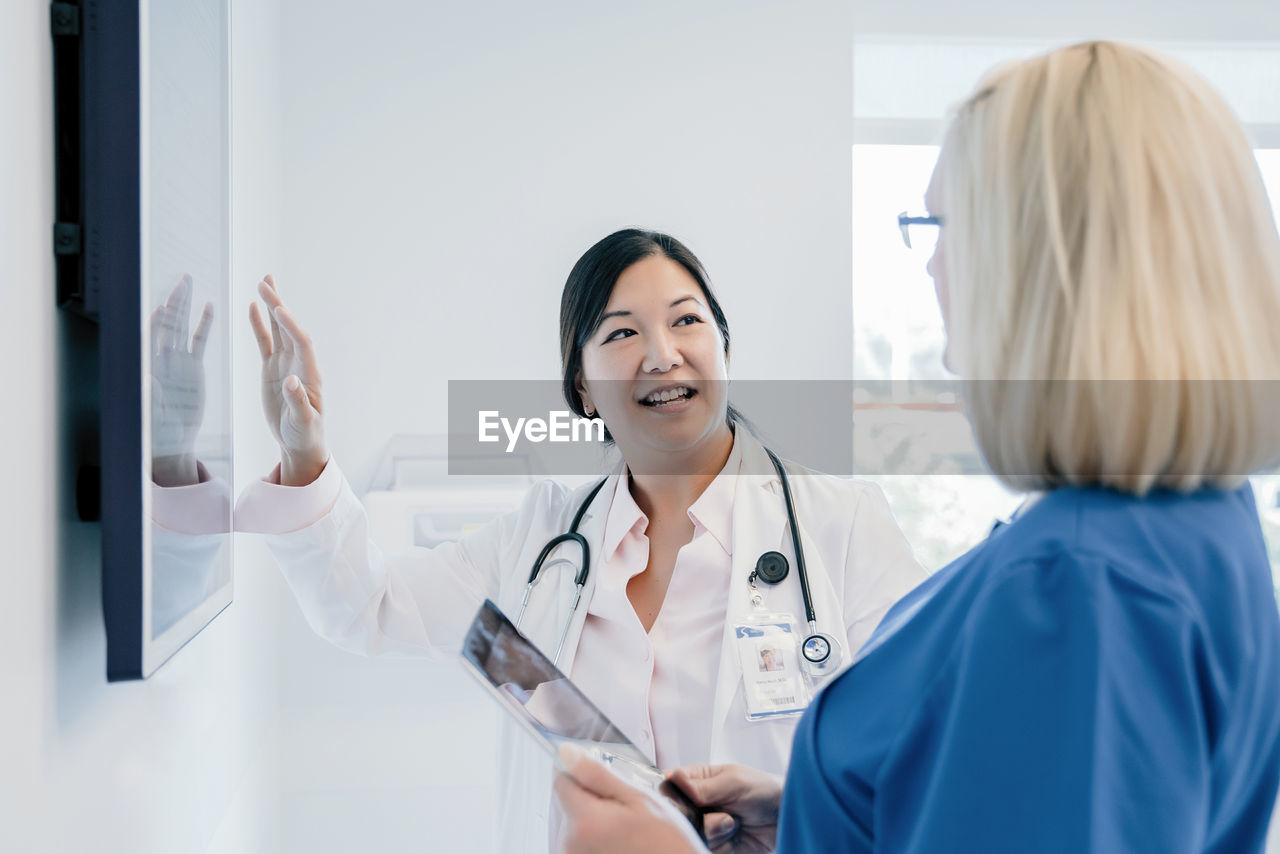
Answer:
[{"left": 569, "top": 434, "right": 743, "bottom": 769}]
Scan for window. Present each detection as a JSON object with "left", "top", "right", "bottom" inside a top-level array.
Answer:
[
  {"left": 853, "top": 143, "right": 1280, "bottom": 595},
  {"left": 853, "top": 143, "right": 1021, "bottom": 571}
]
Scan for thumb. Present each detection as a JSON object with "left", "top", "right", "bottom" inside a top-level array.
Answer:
[
  {"left": 558, "top": 744, "right": 641, "bottom": 803},
  {"left": 703, "top": 812, "right": 738, "bottom": 847},
  {"left": 667, "top": 764, "right": 726, "bottom": 807},
  {"left": 282, "top": 375, "right": 313, "bottom": 415}
]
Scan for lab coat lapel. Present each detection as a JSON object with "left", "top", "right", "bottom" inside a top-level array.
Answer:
[{"left": 709, "top": 436, "right": 787, "bottom": 757}]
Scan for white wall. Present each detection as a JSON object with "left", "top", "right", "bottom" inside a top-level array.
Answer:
[
  {"left": 853, "top": 0, "right": 1280, "bottom": 41},
  {"left": 276, "top": 0, "right": 856, "bottom": 482},
  {"left": 0, "top": 1, "right": 283, "bottom": 851}
]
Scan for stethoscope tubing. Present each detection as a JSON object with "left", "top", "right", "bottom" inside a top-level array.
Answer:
[
  {"left": 514, "top": 477, "right": 608, "bottom": 663},
  {"left": 764, "top": 447, "right": 818, "bottom": 628},
  {"left": 514, "top": 447, "right": 821, "bottom": 662}
]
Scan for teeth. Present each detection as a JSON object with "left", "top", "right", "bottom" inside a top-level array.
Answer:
[{"left": 645, "top": 387, "right": 689, "bottom": 404}]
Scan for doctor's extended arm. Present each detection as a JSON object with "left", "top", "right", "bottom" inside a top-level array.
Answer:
[
  {"left": 237, "top": 275, "right": 552, "bottom": 657},
  {"left": 237, "top": 464, "right": 560, "bottom": 657}
]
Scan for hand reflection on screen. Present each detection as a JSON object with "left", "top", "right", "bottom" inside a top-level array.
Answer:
[
  {"left": 146, "top": 273, "right": 229, "bottom": 638},
  {"left": 150, "top": 273, "right": 213, "bottom": 488}
]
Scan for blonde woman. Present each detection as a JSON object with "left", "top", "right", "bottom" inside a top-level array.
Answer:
[{"left": 555, "top": 41, "right": 1280, "bottom": 854}]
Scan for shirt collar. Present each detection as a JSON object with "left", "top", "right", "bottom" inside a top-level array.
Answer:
[
  {"left": 600, "top": 430, "right": 744, "bottom": 562},
  {"left": 687, "top": 431, "right": 742, "bottom": 556},
  {"left": 601, "top": 470, "right": 647, "bottom": 562}
]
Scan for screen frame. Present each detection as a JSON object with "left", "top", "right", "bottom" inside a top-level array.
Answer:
[{"left": 60, "top": 0, "right": 235, "bottom": 680}]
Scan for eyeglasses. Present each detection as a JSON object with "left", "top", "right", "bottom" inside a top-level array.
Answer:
[{"left": 897, "top": 212, "right": 943, "bottom": 249}]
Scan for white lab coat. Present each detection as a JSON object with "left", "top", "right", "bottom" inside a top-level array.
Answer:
[{"left": 260, "top": 430, "right": 925, "bottom": 853}]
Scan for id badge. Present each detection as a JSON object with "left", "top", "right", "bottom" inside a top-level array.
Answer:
[{"left": 733, "top": 616, "right": 811, "bottom": 721}]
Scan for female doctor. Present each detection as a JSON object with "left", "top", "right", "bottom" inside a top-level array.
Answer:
[{"left": 235, "top": 228, "right": 926, "bottom": 853}]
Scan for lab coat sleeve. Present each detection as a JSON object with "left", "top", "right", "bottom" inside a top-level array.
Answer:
[
  {"left": 148, "top": 467, "right": 231, "bottom": 634},
  {"left": 150, "top": 524, "right": 228, "bottom": 635},
  {"left": 842, "top": 482, "right": 929, "bottom": 655},
  {"left": 239, "top": 459, "right": 565, "bottom": 659},
  {"left": 150, "top": 463, "right": 232, "bottom": 534},
  {"left": 874, "top": 553, "right": 1211, "bottom": 854}
]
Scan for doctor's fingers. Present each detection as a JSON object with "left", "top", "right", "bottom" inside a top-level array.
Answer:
[
  {"left": 282, "top": 375, "right": 321, "bottom": 422},
  {"left": 668, "top": 764, "right": 782, "bottom": 823},
  {"left": 553, "top": 772, "right": 613, "bottom": 849},
  {"left": 553, "top": 771, "right": 605, "bottom": 815},
  {"left": 248, "top": 302, "right": 274, "bottom": 360},
  {"left": 155, "top": 303, "right": 183, "bottom": 354},
  {"left": 159, "top": 275, "right": 189, "bottom": 344},
  {"left": 272, "top": 304, "right": 323, "bottom": 380},
  {"left": 553, "top": 775, "right": 641, "bottom": 854},
  {"left": 557, "top": 745, "right": 644, "bottom": 803},
  {"left": 667, "top": 764, "right": 739, "bottom": 807},
  {"left": 191, "top": 302, "right": 214, "bottom": 360},
  {"left": 177, "top": 274, "right": 193, "bottom": 342},
  {"left": 256, "top": 276, "right": 285, "bottom": 353},
  {"left": 702, "top": 812, "right": 738, "bottom": 849},
  {"left": 150, "top": 305, "right": 167, "bottom": 355}
]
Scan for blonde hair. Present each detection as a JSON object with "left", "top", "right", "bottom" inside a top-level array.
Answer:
[{"left": 932, "top": 41, "right": 1280, "bottom": 494}]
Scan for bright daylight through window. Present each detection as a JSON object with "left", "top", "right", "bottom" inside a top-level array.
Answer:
[{"left": 853, "top": 144, "right": 1280, "bottom": 598}]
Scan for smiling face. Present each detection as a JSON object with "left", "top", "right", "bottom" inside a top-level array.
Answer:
[{"left": 576, "top": 254, "right": 732, "bottom": 466}]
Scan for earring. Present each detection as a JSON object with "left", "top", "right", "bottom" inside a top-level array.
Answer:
[{"left": 585, "top": 406, "right": 595, "bottom": 417}]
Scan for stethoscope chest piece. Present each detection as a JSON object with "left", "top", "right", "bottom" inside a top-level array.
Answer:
[
  {"left": 754, "top": 550, "right": 789, "bottom": 584},
  {"left": 523, "top": 445, "right": 847, "bottom": 681},
  {"left": 802, "top": 634, "right": 831, "bottom": 663},
  {"left": 801, "top": 631, "right": 841, "bottom": 678}
]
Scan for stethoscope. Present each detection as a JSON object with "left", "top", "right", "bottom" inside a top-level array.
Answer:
[{"left": 513, "top": 447, "right": 843, "bottom": 677}]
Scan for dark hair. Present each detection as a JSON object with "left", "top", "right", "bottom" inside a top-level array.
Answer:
[{"left": 559, "top": 229, "right": 741, "bottom": 441}]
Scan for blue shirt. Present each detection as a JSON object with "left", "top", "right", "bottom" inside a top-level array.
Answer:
[{"left": 777, "top": 485, "right": 1280, "bottom": 853}]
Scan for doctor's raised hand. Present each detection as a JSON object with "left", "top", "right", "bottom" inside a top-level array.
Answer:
[{"left": 248, "top": 274, "right": 329, "bottom": 486}]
